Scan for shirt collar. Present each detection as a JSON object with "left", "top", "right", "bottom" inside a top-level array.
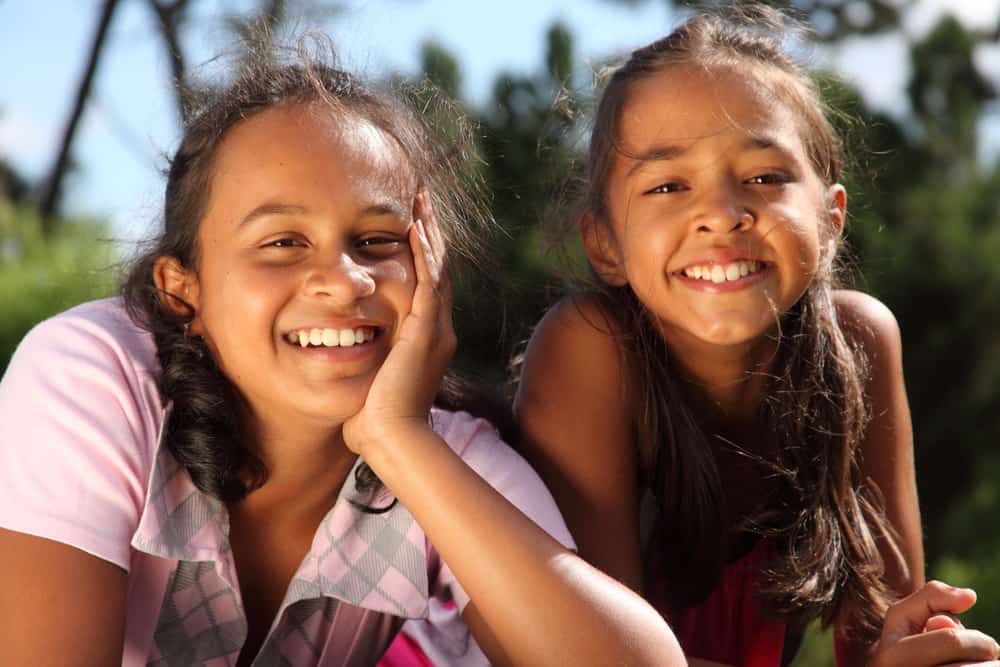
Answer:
[{"left": 131, "top": 409, "right": 430, "bottom": 619}]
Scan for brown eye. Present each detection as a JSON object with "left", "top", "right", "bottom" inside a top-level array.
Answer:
[
  {"left": 644, "top": 182, "right": 686, "bottom": 195},
  {"left": 745, "top": 173, "right": 791, "bottom": 186},
  {"left": 356, "top": 236, "right": 404, "bottom": 256},
  {"left": 264, "top": 238, "right": 304, "bottom": 248}
]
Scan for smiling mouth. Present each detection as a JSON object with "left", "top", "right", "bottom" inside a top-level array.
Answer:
[
  {"left": 285, "top": 326, "right": 379, "bottom": 348},
  {"left": 679, "top": 260, "right": 766, "bottom": 284}
]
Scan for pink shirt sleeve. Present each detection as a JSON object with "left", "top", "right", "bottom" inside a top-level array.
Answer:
[
  {"left": 429, "top": 409, "right": 576, "bottom": 613},
  {"left": 0, "top": 300, "right": 162, "bottom": 570}
]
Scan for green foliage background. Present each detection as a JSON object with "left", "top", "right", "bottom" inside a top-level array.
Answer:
[
  {"left": 0, "top": 204, "right": 117, "bottom": 367},
  {"left": 3, "top": 3, "right": 999, "bottom": 663}
]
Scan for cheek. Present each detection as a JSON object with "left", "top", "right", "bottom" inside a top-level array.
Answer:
[
  {"left": 374, "top": 257, "right": 414, "bottom": 288},
  {"left": 373, "top": 258, "right": 417, "bottom": 315},
  {"left": 765, "top": 208, "right": 824, "bottom": 279}
]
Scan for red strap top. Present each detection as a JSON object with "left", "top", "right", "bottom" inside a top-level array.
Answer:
[{"left": 647, "top": 537, "right": 786, "bottom": 667}]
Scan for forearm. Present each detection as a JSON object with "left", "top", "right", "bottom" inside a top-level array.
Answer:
[{"left": 364, "top": 424, "right": 685, "bottom": 667}]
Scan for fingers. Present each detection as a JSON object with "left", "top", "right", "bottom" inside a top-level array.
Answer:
[
  {"left": 414, "top": 191, "right": 447, "bottom": 283},
  {"left": 408, "top": 216, "right": 452, "bottom": 329},
  {"left": 409, "top": 192, "right": 452, "bottom": 326},
  {"left": 881, "top": 628, "right": 1000, "bottom": 667},
  {"left": 873, "top": 582, "right": 999, "bottom": 667},
  {"left": 409, "top": 218, "right": 434, "bottom": 290},
  {"left": 883, "top": 581, "right": 978, "bottom": 642},
  {"left": 925, "top": 614, "right": 963, "bottom": 632}
]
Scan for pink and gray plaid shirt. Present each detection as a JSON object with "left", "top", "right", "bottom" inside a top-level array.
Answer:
[{"left": 0, "top": 299, "right": 574, "bottom": 666}]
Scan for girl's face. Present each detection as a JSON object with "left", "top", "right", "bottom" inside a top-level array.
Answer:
[
  {"left": 181, "top": 103, "right": 419, "bottom": 431},
  {"left": 588, "top": 64, "right": 845, "bottom": 353}
]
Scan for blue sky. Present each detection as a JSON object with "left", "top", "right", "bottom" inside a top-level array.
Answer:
[{"left": 2, "top": 0, "right": 1000, "bottom": 240}]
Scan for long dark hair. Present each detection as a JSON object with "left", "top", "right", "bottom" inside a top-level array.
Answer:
[
  {"left": 122, "top": 35, "right": 499, "bottom": 504},
  {"left": 560, "top": 5, "right": 897, "bottom": 642}
]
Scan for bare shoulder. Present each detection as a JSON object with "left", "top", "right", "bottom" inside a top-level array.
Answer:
[
  {"left": 833, "top": 289, "right": 903, "bottom": 361},
  {"left": 517, "top": 293, "right": 627, "bottom": 395},
  {"left": 833, "top": 292, "right": 922, "bottom": 600},
  {"left": 515, "top": 293, "right": 632, "bottom": 434},
  {"left": 514, "top": 293, "right": 643, "bottom": 588}
]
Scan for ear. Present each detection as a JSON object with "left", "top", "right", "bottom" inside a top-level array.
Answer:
[
  {"left": 153, "top": 256, "right": 202, "bottom": 333},
  {"left": 581, "top": 211, "right": 627, "bottom": 287},
  {"left": 827, "top": 183, "right": 847, "bottom": 237}
]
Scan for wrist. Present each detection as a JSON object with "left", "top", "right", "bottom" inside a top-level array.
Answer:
[{"left": 344, "top": 413, "right": 433, "bottom": 462}]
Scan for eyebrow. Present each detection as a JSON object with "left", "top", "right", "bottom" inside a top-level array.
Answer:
[
  {"left": 624, "top": 134, "right": 794, "bottom": 177},
  {"left": 237, "top": 203, "right": 307, "bottom": 229},
  {"left": 237, "top": 201, "right": 409, "bottom": 228}
]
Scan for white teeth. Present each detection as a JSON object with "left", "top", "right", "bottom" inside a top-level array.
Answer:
[
  {"left": 287, "top": 327, "right": 375, "bottom": 348},
  {"left": 683, "top": 261, "right": 762, "bottom": 283}
]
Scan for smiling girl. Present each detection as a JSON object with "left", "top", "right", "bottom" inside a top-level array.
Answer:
[
  {"left": 0, "top": 46, "right": 683, "bottom": 666},
  {"left": 515, "top": 7, "right": 999, "bottom": 667}
]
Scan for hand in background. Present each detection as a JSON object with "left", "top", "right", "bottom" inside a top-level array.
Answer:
[{"left": 868, "top": 581, "right": 999, "bottom": 667}]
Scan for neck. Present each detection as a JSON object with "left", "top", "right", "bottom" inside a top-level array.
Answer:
[
  {"left": 234, "top": 410, "right": 358, "bottom": 522},
  {"left": 662, "top": 327, "right": 780, "bottom": 422}
]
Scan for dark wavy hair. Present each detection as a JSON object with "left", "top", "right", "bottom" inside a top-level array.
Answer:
[
  {"left": 554, "top": 5, "right": 899, "bottom": 643},
  {"left": 122, "top": 35, "right": 502, "bottom": 505}
]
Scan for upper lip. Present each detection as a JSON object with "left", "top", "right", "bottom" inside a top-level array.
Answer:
[
  {"left": 675, "top": 247, "right": 765, "bottom": 272},
  {"left": 282, "top": 318, "right": 383, "bottom": 334}
]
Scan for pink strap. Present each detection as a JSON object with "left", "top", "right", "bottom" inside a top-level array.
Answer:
[{"left": 378, "top": 631, "right": 436, "bottom": 667}]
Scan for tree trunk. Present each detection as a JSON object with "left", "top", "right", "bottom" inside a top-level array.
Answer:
[
  {"left": 148, "top": 0, "right": 192, "bottom": 122},
  {"left": 39, "top": 0, "right": 121, "bottom": 229}
]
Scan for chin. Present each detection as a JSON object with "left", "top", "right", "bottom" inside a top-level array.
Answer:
[
  {"left": 697, "top": 322, "right": 772, "bottom": 347},
  {"left": 297, "top": 398, "right": 366, "bottom": 426}
]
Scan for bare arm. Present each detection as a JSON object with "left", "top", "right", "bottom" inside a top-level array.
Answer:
[
  {"left": 834, "top": 291, "right": 923, "bottom": 666},
  {"left": 514, "top": 296, "right": 644, "bottom": 592},
  {"left": 832, "top": 292, "right": 998, "bottom": 666},
  {"left": 344, "top": 210, "right": 685, "bottom": 667},
  {"left": 360, "top": 421, "right": 683, "bottom": 667},
  {"left": 839, "top": 291, "right": 923, "bottom": 593},
  {"left": 0, "top": 529, "right": 127, "bottom": 666}
]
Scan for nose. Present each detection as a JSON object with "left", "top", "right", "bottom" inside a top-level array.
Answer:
[
  {"left": 693, "top": 182, "right": 755, "bottom": 234},
  {"left": 303, "top": 252, "right": 376, "bottom": 303}
]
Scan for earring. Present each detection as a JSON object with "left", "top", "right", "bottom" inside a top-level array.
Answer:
[
  {"left": 739, "top": 210, "right": 756, "bottom": 227},
  {"left": 182, "top": 321, "right": 191, "bottom": 336}
]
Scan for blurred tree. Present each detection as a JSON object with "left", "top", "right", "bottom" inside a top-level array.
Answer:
[
  {"left": 422, "top": 23, "right": 584, "bottom": 382},
  {"left": 420, "top": 41, "right": 462, "bottom": 100},
  {"left": 839, "top": 17, "right": 1000, "bottom": 578},
  {"left": 38, "top": 0, "right": 121, "bottom": 228},
  {"left": 147, "top": 0, "right": 194, "bottom": 122},
  {"left": 148, "top": 0, "right": 344, "bottom": 122},
  {"left": 602, "top": 0, "right": 910, "bottom": 39},
  {"left": 0, "top": 156, "right": 30, "bottom": 204},
  {"left": 0, "top": 204, "right": 116, "bottom": 374}
]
